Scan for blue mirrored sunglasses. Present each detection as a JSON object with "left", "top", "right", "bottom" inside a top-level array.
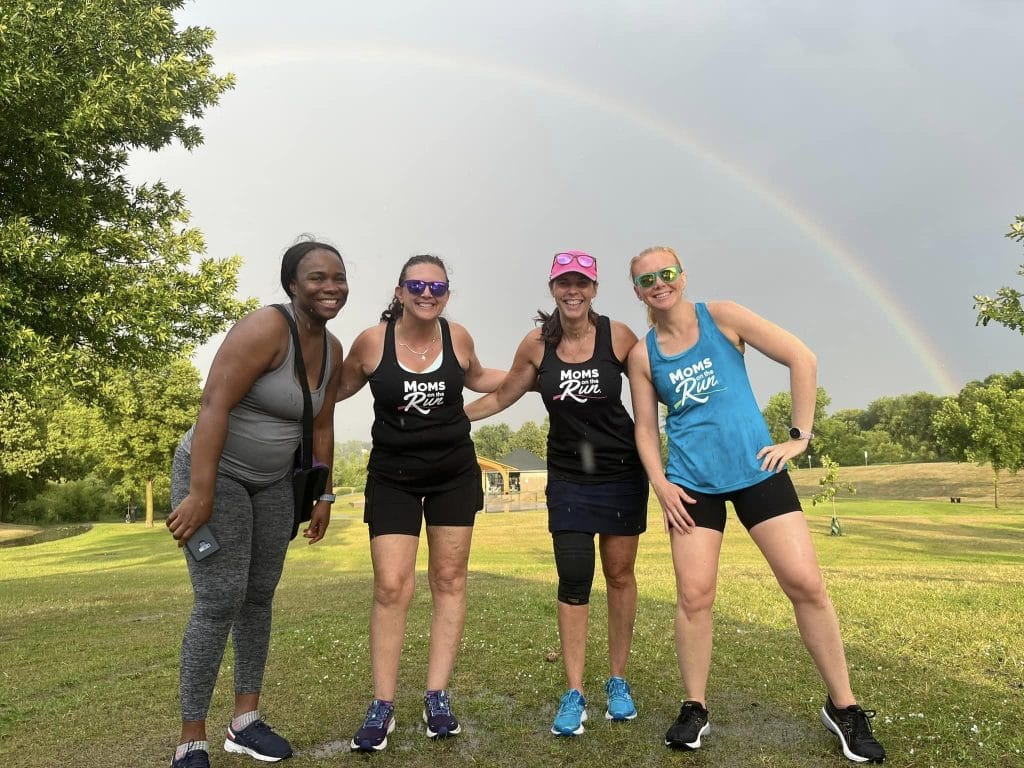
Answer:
[{"left": 401, "top": 279, "right": 450, "bottom": 297}]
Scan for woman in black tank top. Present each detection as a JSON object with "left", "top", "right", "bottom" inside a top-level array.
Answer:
[
  {"left": 337, "top": 254, "right": 504, "bottom": 752},
  {"left": 464, "top": 251, "right": 649, "bottom": 737}
]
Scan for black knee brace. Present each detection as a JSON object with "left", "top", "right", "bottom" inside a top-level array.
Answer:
[{"left": 552, "top": 531, "right": 596, "bottom": 606}]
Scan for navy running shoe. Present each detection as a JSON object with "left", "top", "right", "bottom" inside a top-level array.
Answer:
[
  {"left": 423, "top": 689, "right": 462, "bottom": 738},
  {"left": 170, "top": 749, "right": 210, "bottom": 768},
  {"left": 350, "top": 699, "right": 396, "bottom": 752},
  {"left": 224, "top": 719, "right": 292, "bottom": 761}
]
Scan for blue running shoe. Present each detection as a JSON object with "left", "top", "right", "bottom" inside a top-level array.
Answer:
[
  {"left": 224, "top": 719, "right": 292, "bottom": 761},
  {"left": 423, "top": 689, "right": 462, "bottom": 738},
  {"left": 350, "top": 699, "right": 396, "bottom": 752},
  {"left": 551, "top": 689, "right": 588, "bottom": 736},
  {"left": 604, "top": 676, "right": 638, "bottom": 721}
]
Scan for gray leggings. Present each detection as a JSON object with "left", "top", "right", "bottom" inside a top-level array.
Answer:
[{"left": 171, "top": 449, "right": 293, "bottom": 721}]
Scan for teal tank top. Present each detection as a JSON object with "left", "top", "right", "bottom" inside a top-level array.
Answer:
[{"left": 645, "top": 302, "right": 776, "bottom": 493}]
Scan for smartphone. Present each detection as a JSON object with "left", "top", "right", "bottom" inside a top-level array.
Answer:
[{"left": 185, "top": 524, "right": 220, "bottom": 561}]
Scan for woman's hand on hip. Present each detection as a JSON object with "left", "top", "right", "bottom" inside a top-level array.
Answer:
[
  {"left": 757, "top": 439, "right": 808, "bottom": 473},
  {"left": 653, "top": 479, "right": 697, "bottom": 534}
]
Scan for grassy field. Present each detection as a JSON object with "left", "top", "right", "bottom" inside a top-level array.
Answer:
[
  {"left": 1, "top": 484, "right": 1022, "bottom": 768},
  {"left": 788, "top": 461, "right": 1024, "bottom": 504}
]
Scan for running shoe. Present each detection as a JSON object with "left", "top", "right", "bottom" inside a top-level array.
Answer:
[
  {"left": 423, "top": 689, "right": 462, "bottom": 738},
  {"left": 350, "top": 699, "right": 396, "bottom": 753},
  {"left": 820, "top": 696, "right": 886, "bottom": 763},
  {"left": 224, "top": 719, "right": 292, "bottom": 761},
  {"left": 170, "top": 749, "right": 210, "bottom": 768},
  {"left": 665, "top": 700, "right": 710, "bottom": 750},
  {"left": 604, "top": 676, "right": 638, "bottom": 721},
  {"left": 551, "top": 689, "right": 588, "bottom": 736}
]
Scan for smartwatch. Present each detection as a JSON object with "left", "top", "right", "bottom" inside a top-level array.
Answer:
[
  {"left": 318, "top": 493, "right": 337, "bottom": 504},
  {"left": 789, "top": 427, "right": 813, "bottom": 441}
]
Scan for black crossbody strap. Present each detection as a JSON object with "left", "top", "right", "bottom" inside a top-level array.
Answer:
[{"left": 273, "top": 303, "right": 317, "bottom": 470}]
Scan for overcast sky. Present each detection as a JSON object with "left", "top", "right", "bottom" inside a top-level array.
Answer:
[{"left": 130, "top": 1, "right": 1024, "bottom": 442}]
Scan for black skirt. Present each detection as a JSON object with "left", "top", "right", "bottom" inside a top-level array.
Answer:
[{"left": 546, "top": 470, "right": 649, "bottom": 535}]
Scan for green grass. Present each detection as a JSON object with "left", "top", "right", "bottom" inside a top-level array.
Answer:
[
  {"left": 1, "top": 500, "right": 1022, "bottom": 767},
  {"left": 788, "top": 461, "right": 1024, "bottom": 505}
]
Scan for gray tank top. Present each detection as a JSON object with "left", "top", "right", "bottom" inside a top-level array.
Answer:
[{"left": 180, "top": 305, "right": 333, "bottom": 486}]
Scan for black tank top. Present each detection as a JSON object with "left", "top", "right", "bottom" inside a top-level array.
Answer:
[
  {"left": 538, "top": 315, "right": 643, "bottom": 483},
  {"left": 367, "top": 317, "right": 478, "bottom": 491}
]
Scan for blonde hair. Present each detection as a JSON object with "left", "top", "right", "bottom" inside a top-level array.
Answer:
[{"left": 630, "top": 245, "right": 684, "bottom": 326}]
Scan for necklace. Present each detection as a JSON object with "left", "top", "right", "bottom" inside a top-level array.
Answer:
[
  {"left": 560, "top": 323, "right": 593, "bottom": 362},
  {"left": 397, "top": 322, "right": 437, "bottom": 360}
]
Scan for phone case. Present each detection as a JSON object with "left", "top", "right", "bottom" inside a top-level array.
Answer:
[{"left": 186, "top": 524, "right": 220, "bottom": 560}]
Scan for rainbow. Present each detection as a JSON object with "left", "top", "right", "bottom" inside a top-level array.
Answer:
[{"left": 222, "top": 44, "right": 957, "bottom": 394}]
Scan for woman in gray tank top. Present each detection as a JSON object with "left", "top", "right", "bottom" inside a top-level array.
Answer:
[{"left": 165, "top": 239, "right": 346, "bottom": 768}]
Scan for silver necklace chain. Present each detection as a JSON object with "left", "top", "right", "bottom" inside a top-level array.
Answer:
[{"left": 397, "top": 322, "right": 437, "bottom": 360}]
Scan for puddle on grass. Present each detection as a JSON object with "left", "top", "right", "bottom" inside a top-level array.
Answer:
[
  {"left": 306, "top": 718, "right": 482, "bottom": 758},
  {"left": 306, "top": 740, "right": 351, "bottom": 758}
]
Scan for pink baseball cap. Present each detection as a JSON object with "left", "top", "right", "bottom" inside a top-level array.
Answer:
[{"left": 549, "top": 250, "right": 598, "bottom": 281}]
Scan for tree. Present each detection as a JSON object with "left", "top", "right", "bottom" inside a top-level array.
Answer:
[
  {"left": 508, "top": 420, "right": 548, "bottom": 458},
  {"left": 0, "top": 391, "right": 49, "bottom": 520},
  {"left": 933, "top": 375, "right": 1024, "bottom": 508},
  {"left": 334, "top": 441, "right": 371, "bottom": 491},
  {"left": 0, "top": 1, "right": 251, "bottom": 403},
  {"left": 859, "top": 392, "right": 947, "bottom": 461},
  {"left": 762, "top": 387, "right": 832, "bottom": 445},
  {"left": 99, "top": 359, "right": 202, "bottom": 526},
  {"left": 811, "top": 455, "right": 856, "bottom": 536},
  {"left": 472, "top": 423, "right": 513, "bottom": 460},
  {"left": 813, "top": 409, "right": 871, "bottom": 467},
  {"left": 974, "top": 216, "right": 1024, "bottom": 334}
]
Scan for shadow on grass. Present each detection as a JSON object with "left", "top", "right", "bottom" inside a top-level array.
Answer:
[
  {"left": 822, "top": 516, "right": 1024, "bottom": 565},
  {"left": 0, "top": 523, "right": 92, "bottom": 548}
]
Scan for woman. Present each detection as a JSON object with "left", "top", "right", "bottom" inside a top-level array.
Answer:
[
  {"left": 465, "top": 251, "right": 648, "bottom": 737},
  {"left": 166, "top": 240, "right": 346, "bottom": 768},
  {"left": 627, "top": 245, "right": 885, "bottom": 763},
  {"left": 338, "top": 254, "right": 503, "bottom": 752}
]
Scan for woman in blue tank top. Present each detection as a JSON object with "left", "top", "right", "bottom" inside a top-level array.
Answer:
[
  {"left": 627, "top": 246, "right": 886, "bottom": 764},
  {"left": 337, "top": 254, "right": 504, "bottom": 752},
  {"left": 465, "top": 251, "right": 648, "bottom": 738}
]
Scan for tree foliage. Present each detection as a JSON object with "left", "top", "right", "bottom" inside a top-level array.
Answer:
[
  {"left": 472, "top": 423, "right": 514, "bottom": 460},
  {"left": 762, "top": 388, "right": 950, "bottom": 467},
  {"left": 0, "top": 358, "right": 201, "bottom": 523},
  {"left": 974, "top": 216, "right": 1024, "bottom": 334},
  {"left": 0, "top": 0, "right": 251, "bottom": 399},
  {"left": 472, "top": 420, "right": 550, "bottom": 461},
  {"left": 932, "top": 373, "right": 1024, "bottom": 508},
  {"left": 334, "top": 441, "right": 371, "bottom": 491},
  {"left": 507, "top": 419, "right": 548, "bottom": 459},
  {"left": 762, "top": 387, "right": 831, "bottom": 445},
  {"left": 100, "top": 359, "right": 202, "bottom": 524}
]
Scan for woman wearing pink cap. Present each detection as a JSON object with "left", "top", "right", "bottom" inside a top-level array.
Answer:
[{"left": 466, "top": 251, "right": 648, "bottom": 737}]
